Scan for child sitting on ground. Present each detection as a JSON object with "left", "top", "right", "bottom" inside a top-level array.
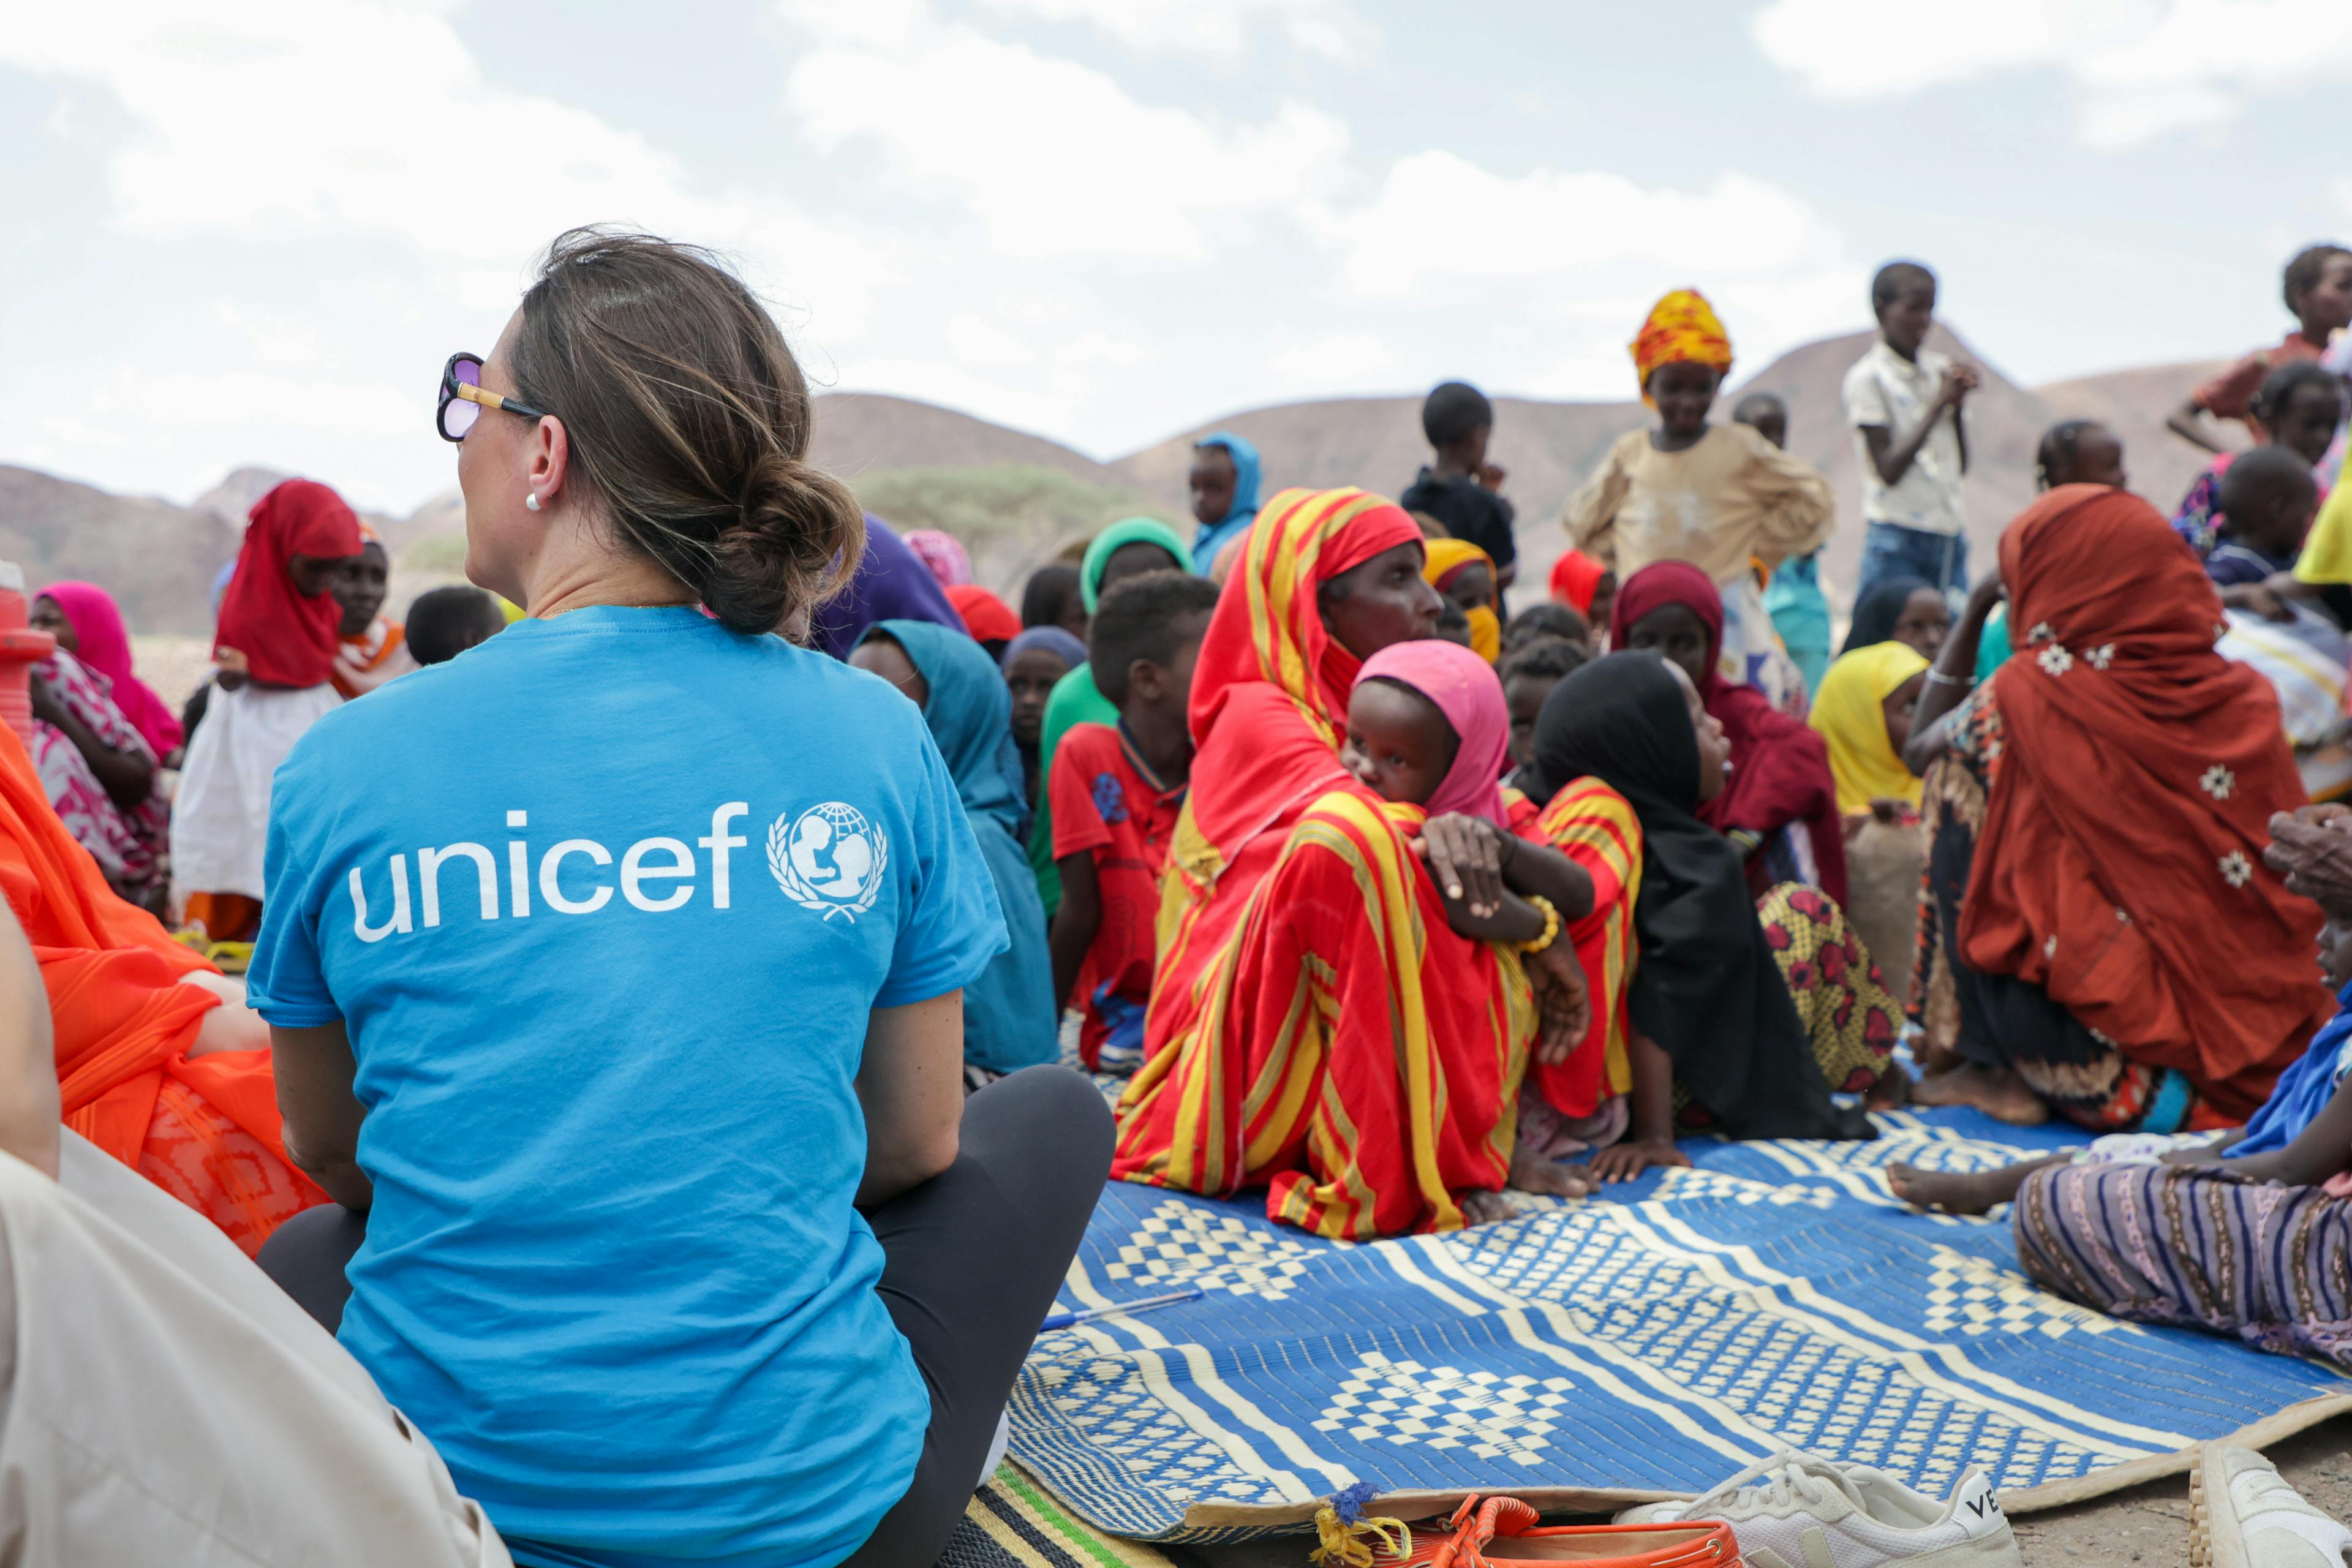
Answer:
[
  {"left": 1341, "top": 639, "right": 1613, "bottom": 1210},
  {"left": 2168, "top": 243, "right": 2352, "bottom": 456},
  {"left": 404, "top": 586, "right": 508, "bottom": 666},
  {"left": 1048, "top": 574, "right": 1220, "bottom": 1072},
  {"left": 1401, "top": 382, "right": 1518, "bottom": 606},
  {"left": 1001, "top": 627, "right": 1086, "bottom": 809},
  {"left": 1891, "top": 910, "right": 2352, "bottom": 1219},
  {"left": 2207, "top": 447, "right": 2322, "bottom": 590},
  {"left": 1500, "top": 636, "right": 1588, "bottom": 786},
  {"left": 2173, "top": 363, "right": 2345, "bottom": 559},
  {"left": 1019, "top": 563, "right": 1088, "bottom": 641}
]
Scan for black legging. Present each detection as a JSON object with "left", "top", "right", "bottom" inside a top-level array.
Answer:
[{"left": 258, "top": 1066, "right": 1114, "bottom": 1568}]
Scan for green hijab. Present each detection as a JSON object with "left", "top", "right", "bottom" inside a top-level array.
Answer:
[{"left": 1079, "top": 518, "right": 1191, "bottom": 612}]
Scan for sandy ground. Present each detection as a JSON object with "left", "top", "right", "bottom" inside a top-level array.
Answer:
[
  {"left": 129, "top": 635, "right": 216, "bottom": 715},
  {"left": 1170, "top": 1414, "right": 2352, "bottom": 1567}
]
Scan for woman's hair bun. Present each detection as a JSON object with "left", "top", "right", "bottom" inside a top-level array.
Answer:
[
  {"left": 701, "top": 453, "right": 865, "bottom": 635},
  {"left": 510, "top": 226, "right": 867, "bottom": 635}
]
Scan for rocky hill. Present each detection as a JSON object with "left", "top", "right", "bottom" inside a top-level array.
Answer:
[{"left": 1, "top": 328, "right": 2241, "bottom": 635}]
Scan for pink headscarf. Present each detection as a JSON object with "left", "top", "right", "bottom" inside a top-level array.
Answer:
[
  {"left": 902, "top": 529, "right": 973, "bottom": 588},
  {"left": 35, "top": 582, "right": 184, "bottom": 760},
  {"left": 1356, "top": 639, "right": 1509, "bottom": 825}
]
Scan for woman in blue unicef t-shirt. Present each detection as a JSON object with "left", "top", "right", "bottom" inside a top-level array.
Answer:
[{"left": 246, "top": 228, "right": 1114, "bottom": 1568}]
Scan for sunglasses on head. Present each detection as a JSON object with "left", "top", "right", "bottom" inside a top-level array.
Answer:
[{"left": 437, "top": 352, "right": 552, "bottom": 442}]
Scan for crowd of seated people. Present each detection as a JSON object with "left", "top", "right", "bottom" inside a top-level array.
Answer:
[{"left": 6, "top": 229, "right": 2352, "bottom": 1566}]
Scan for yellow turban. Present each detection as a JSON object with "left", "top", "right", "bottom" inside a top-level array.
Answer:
[
  {"left": 1809, "top": 641, "right": 1930, "bottom": 815},
  {"left": 1422, "top": 537, "right": 1501, "bottom": 662},
  {"left": 1629, "top": 288, "right": 1733, "bottom": 402}
]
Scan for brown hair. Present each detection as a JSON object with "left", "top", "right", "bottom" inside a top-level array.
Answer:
[{"left": 510, "top": 227, "right": 864, "bottom": 635}]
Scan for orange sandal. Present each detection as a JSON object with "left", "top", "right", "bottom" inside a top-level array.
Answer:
[{"left": 1393, "top": 1494, "right": 1739, "bottom": 1568}]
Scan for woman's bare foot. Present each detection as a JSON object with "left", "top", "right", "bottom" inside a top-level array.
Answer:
[
  {"left": 1461, "top": 1189, "right": 1520, "bottom": 1226},
  {"left": 1865, "top": 1069, "right": 1910, "bottom": 1112},
  {"left": 1886, "top": 1154, "right": 2062, "bottom": 1215},
  {"left": 1912, "top": 1061, "right": 2049, "bottom": 1125},
  {"left": 1509, "top": 1151, "right": 1596, "bottom": 1200}
]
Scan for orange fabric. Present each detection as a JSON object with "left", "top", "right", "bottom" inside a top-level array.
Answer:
[
  {"left": 1118, "top": 489, "right": 1544, "bottom": 1237},
  {"left": 1961, "top": 486, "right": 2333, "bottom": 1116},
  {"left": 1115, "top": 790, "right": 1535, "bottom": 1238},
  {"left": 332, "top": 619, "right": 409, "bottom": 699},
  {"left": 0, "top": 724, "right": 323, "bottom": 1254},
  {"left": 183, "top": 891, "right": 262, "bottom": 943},
  {"left": 1513, "top": 782, "right": 1641, "bottom": 1119}
]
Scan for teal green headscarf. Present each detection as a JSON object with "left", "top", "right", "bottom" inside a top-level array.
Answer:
[
  {"left": 872, "top": 619, "right": 1058, "bottom": 1074},
  {"left": 1078, "top": 517, "right": 1192, "bottom": 612},
  {"left": 1030, "top": 517, "right": 1196, "bottom": 913}
]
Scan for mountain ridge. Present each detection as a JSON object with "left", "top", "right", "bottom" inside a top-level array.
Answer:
[{"left": 4, "top": 325, "right": 2237, "bottom": 631}]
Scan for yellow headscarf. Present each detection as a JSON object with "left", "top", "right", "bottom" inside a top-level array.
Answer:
[
  {"left": 1629, "top": 288, "right": 1733, "bottom": 404},
  {"left": 2296, "top": 478, "right": 2352, "bottom": 586},
  {"left": 1809, "top": 641, "right": 1930, "bottom": 815},
  {"left": 1422, "top": 537, "right": 1501, "bottom": 662}
]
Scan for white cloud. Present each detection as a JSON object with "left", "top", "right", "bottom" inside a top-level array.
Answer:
[
  {"left": 1752, "top": 0, "right": 2352, "bottom": 146},
  {"left": 2, "top": 1, "right": 892, "bottom": 328},
  {"left": 1330, "top": 155, "right": 1833, "bottom": 296},
  {"left": 1, "top": 0, "right": 1871, "bottom": 517},
  {"left": 973, "top": 0, "right": 1365, "bottom": 61},
  {"left": 783, "top": 24, "right": 1349, "bottom": 261}
]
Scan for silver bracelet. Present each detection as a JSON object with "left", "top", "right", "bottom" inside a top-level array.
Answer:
[{"left": 1922, "top": 668, "right": 1966, "bottom": 687}]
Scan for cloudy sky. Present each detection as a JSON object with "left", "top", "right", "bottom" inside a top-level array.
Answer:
[{"left": 4, "top": 0, "right": 2348, "bottom": 514}]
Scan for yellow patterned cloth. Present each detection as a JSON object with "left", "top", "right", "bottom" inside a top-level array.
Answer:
[{"left": 1629, "top": 288, "right": 1733, "bottom": 399}]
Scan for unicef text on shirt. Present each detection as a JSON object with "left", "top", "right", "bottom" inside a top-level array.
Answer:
[{"left": 343, "top": 801, "right": 894, "bottom": 941}]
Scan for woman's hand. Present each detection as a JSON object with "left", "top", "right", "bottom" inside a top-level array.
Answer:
[
  {"left": 1963, "top": 571, "right": 2006, "bottom": 622},
  {"left": 2267, "top": 809, "right": 2352, "bottom": 917},
  {"left": 1524, "top": 941, "right": 1591, "bottom": 1065},
  {"left": 26, "top": 671, "right": 62, "bottom": 729},
  {"left": 1415, "top": 813, "right": 1510, "bottom": 919},
  {"left": 1587, "top": 1137, "right": 1692, "bottom": 1183}
]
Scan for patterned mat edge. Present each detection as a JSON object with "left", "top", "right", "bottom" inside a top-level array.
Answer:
[
  {"left": 956, "top": 1461, "right": 1183, "bottom": 1568},
  {"left": 1137, "top": 1390, "right": 2352, "bottom": 1535}
]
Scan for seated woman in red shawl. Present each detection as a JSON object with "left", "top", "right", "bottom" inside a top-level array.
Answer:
[
  {"left": 1112, "top": 488, "right": 1631, "bottom": 1238},
  {"left": 1903, "top": 486, "right": 2332, "bottom": 1131},
  {"left": 1611, "top": 561, "right": 1847, "bottom": 903}
]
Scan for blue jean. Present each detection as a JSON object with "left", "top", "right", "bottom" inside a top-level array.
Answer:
[{"left": 1858, "top": 520, "right": 1970, "bottom": 604}]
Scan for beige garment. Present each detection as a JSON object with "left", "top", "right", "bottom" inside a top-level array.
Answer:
[
  {"left": 1844, "top": 816, "right": 1924, "bottom": 1010},
  {"left": 1561, "top": 421, "right": 1834, "bottom": 584},
  {"left": 0, "top": 1134, "right": 511, "bottom": 1568}
]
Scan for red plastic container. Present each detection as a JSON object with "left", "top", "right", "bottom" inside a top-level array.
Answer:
[{"left": 0, "top": 564, "right": 58, "bottom": 749}]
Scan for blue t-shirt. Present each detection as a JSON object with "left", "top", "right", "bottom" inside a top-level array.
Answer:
[{"left": 247, "top": 606, "right": 1006, "bottom": 1568}]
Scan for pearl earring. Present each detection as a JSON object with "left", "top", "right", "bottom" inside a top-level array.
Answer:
[{"left": 524, "top": 492, "right": 542, "bottom": 512}]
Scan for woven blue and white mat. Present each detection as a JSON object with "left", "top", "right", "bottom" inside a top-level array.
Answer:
[{"left": 1009, "top": 1107, "right": 2351, "bottom": 1541}]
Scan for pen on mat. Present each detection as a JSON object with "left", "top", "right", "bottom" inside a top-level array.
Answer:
[{"left": 1038, "top": 1286, "right": 1204, "bottom": 1333}]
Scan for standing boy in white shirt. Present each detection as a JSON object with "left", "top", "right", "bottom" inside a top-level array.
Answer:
[{"left": 1844, "top": 260, "right": 1979, "bottom": 606}]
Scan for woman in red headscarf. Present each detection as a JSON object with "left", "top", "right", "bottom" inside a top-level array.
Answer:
[
  {"left": 171, "top": 479, "right": 364, "bottom": 943},
  {"left": 1611, "top": 560, "right": 1848, "bottom": 903},
  {"left": 1906, "top": 486, "right": 2331, "bottom": 1130},
  {"left": 1114, "top": 489, "right": 1618, "bottom": 1238}
]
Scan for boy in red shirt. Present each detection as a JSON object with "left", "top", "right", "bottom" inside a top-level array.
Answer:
[
  {"left": 1049, "top": 573, "right": 1220, "bottom": 1071},
  {"left": 2169, "top": 243, "right": 2352, "bottom": 454}
]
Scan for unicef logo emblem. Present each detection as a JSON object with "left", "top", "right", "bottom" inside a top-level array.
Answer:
[{"left": 767, "top": 803, "right": 889, "bottom": 923}]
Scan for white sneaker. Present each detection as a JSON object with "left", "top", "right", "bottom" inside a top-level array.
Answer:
[
  {"left": 2191, "top": 1446, "right": 2352, "bottom": 1568},
  {"left": 1616, "top": 1452, "right": 2021, "bottom": 1568}
]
